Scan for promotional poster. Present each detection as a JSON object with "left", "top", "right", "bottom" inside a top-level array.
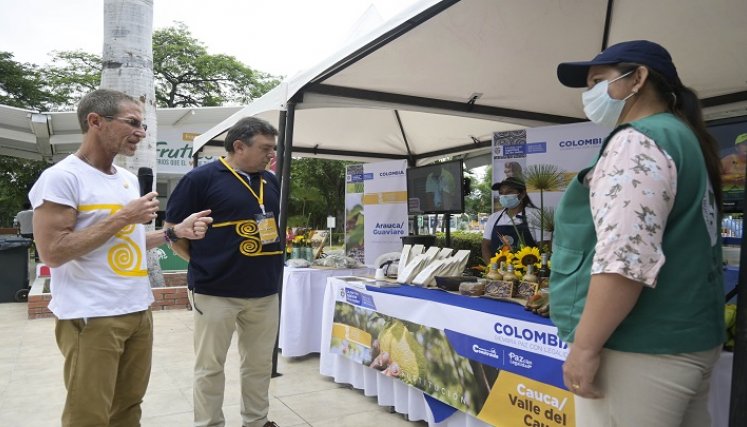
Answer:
[
  {"left": 492, "top": 122, "right": 610, "bottom": 211},
  {"left": 345, "top": 160, "right": 409, "bottom": 265},
  {"left": 709, "top": 119, "right": 747, "bottom": 213}
]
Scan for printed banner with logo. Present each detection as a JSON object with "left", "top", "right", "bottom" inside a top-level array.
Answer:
[
  {"left": 709, "top": 120, "right": 747, "bottom": 212},
  {"left": 492, "top": 122, "right": 610, "bottom": 210},
  {"left": 328, "top": 280, "right": 575, "bottom": 427},
  {"left": 345, "top": 160, "right": 409, "bottom": 265},
  {"left": 155, "top": 127, "right": 218, "bottom": 174}
]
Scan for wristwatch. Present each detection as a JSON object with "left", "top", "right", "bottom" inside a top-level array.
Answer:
[{"left": 164, "top": 226, "right": 179, "bottom": 243}]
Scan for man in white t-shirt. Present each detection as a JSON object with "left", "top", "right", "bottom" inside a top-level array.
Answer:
[{"left": 29, "top": 89, "right": 214, "bottom": 427}]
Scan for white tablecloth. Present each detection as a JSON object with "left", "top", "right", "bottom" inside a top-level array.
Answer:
[
  {"left": 279, "top": 267, "right": 371, "bottom": 357},
  {"left": 318, "top": 277, "right": 734, "bottom": 427}
]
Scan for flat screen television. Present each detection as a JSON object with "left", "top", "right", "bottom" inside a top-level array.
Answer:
[{"left": 406, "top": 160, "right": 464, "bottom": 214}]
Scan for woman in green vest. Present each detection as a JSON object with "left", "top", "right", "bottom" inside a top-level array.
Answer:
[{"left": 552, "top": 40, "right": 724, "bottom": 426}]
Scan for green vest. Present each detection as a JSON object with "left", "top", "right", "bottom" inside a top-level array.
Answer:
[{"left": 550, "top": 113, "right": 725, "bottom": 353}]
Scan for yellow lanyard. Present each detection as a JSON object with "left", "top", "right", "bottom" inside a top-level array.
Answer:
[{"left": 219, "top": 157, "right": 265, "bottom": 212}]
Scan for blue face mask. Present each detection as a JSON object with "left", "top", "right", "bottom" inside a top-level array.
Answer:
[{"left": 499, "top": 194, "right": 520, "bottom": 209}]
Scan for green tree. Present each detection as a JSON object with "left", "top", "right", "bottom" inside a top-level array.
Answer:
[
  {"left": 153, "top": 23, "right": 281, "bottom": 107},
  {"left": 0, "top": 52, "right": 55, "bottom": 226},
  {"left": 0, "top": 52, "right": 58, "bottom": 111},
  {"left": 464, "top": 166, "right": 492, "bottom": 214},
  {"left": 31, "top": 23, "right": 281, "bottom": 110},
  {"left": 41, "top": 50, "right": 102, "bottom": 111},
  {"left": 288, "top": 158, "right": 357, "bottom": 232},
  {"left": 0, "top": 156, "right": 48, "bottom": 226}
]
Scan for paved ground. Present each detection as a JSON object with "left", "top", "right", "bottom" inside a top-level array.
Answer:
[{"left": 0, "top": 303, "right": 426, "bottom": 426}]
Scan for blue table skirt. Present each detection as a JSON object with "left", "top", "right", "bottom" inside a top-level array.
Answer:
[{"left": 724, "top": 266, "right": 738, "bottom": 303}]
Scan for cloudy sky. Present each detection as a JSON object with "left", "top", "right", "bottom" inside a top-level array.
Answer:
[{"left": 0, "top": 0, "right": 422, "bottom": 77}]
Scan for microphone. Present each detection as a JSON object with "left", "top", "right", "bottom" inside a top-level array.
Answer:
[
  {"left": 138, "top": 167, "right": 154, "bottom": 224},
  {"left": 138, "top": 167, "right": 153, "bottom": 197}
]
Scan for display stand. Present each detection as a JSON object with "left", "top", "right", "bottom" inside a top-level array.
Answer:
[{"left": 443, "top": 213, "right": 451, "bottom": 247}]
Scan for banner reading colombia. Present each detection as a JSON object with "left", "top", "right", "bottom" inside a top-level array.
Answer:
[{"left": 329, "top": 285, "right": 576, "bottom": 427}]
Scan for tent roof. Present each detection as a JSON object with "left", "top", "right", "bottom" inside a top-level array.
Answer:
[
  {"left": 0, "top": 105, "right": 242, "bottom": 162},
  {"left": 194, "top": 0, "right": 747, "bottom": 165}
]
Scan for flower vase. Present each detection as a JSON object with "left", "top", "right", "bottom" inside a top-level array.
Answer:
[
  {"left": 304, "top": 247, "right": 314, "bottom": 262},
  {"left": 291, "top": 247, "right": 302, "bottom": 259}
]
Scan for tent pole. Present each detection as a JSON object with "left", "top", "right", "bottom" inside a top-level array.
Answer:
[
  {"left": 272, "top": 110, "right": 287, "bottom": 378},
  {"left": 275, "top": 110, "right": 288, "bottom": 186},
  {"left": 600, "top": 0, "right": 614, "bottom": 50},
  {"left": 272, "top": 103, "right": 295, "bottom": 378},
  {"left": 398, "top": 110, "right": 419, "bottom": 236},
  {"left": 278, "top": 102, "right": 295, "bottom": 256},
  {"left": 729, "top": 183, "right": 747, "bottom": 426}
]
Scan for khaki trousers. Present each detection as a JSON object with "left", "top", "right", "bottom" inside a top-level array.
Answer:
[
  {"left": 192, "top": 293, "right": 279, "bottom": 427},
  {"left": 575, "top": 346, "right": 722, "bottom": 427},
  {"left": 55, "top": 310, "right": 153, "bottom": 427}
]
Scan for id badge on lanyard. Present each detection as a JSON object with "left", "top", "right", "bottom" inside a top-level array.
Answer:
[
  {"left": 255, "top": 211, "right": 279, "bottom": 244},
  {"left": 220, "top": 157, "right": 280, "bottom": 245}
]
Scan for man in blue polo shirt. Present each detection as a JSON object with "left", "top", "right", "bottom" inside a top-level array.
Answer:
[{"left": 164, "top": 117, "right": 283, "bottom": 427}]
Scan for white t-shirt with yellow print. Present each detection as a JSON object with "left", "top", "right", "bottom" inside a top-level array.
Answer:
[{"left": 29, "top": 155, "right": 153, "bottom": 319}]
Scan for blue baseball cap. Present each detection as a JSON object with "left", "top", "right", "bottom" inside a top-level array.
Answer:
[
  {"left": 557, "top": 40, "right": 679, "bottom": 88},
  {"left": 492, "top": 177, "right": 526, "bottom": 191}
]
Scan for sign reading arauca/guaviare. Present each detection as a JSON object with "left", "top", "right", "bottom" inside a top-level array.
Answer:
[
  {"left": 156, "top": 128, "right": 216, "bottom": 174},
  {"left": 345, "top": 159, "right": 409, "bottom": 265}
]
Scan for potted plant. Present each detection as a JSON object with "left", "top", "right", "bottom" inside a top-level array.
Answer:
[{"left": 522, "top": 164, "right": 565, "bottom": 250}]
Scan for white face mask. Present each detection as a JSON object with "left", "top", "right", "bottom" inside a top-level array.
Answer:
[{"left": 581, "top": 71, "right": 635, "bottom": 129}]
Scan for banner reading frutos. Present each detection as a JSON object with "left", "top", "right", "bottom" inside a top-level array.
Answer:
[
  {"left": 154, "top": 127, "right": 218, "bottom": 174},
  {"left": 345, "top": 159, "right": 408, "bottom": 265},
  {"left": 329, "top": 283, "right": 575, "bottom": 427}
]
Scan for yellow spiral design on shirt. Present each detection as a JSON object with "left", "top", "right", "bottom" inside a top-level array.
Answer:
[
  {"left": 236, "top": 220, "right": 258, "bottom": 237},
  {"left": 212, "top": 219, "right": 282, "bottom": 257},
  {"left": 239, "top": 236, "right": 262, "bottom": 256},
  {"left": 116, "top": 224, "right": 136, "bottom": 237},
  {"left": 108, "top": 235, "right": 146, "bottom": 276},
  {"left": 78, "top": 204, "right": 147, "bottom": 277}
]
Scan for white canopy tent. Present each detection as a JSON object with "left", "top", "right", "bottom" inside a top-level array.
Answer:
[
  {"left": 194, "top": 2, "right": 747, "bottom": 404},
  {"left": 0, "top": 105, "right": 241, "bottom": 164},
  {"left": 193, "top": 0, "right": 747, "bottom": 166}
]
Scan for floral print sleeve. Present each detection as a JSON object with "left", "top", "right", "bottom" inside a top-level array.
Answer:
[{"left": 587, "top": 127, "right": 677, "bottom": 288}]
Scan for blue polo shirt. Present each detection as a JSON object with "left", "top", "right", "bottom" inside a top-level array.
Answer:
[{"left": 165, "top": 159, "right": 283, "bottom": 298}]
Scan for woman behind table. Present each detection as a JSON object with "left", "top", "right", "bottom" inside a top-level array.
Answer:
[
  {"left": 481, "top": 177, "right": 540, "bottom": 263},
  {"left": 551, "top": 40, "right": 724, "bottom": 426}
]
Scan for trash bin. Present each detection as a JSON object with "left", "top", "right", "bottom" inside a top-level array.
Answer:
[{"left": 0, "top": 237, "right": 32, "bottom": 303}]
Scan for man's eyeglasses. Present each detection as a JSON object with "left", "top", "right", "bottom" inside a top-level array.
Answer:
[{"left": 102, "top": 115, "right": 148, "bottom": 131}]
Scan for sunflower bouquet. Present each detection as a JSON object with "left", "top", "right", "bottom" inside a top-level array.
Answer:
[
  {"left": 487, "top": 245, "right": 551, "bottom": 316},
  {"left": 488, "top": 245, "right": 542, "bottom": 281},
  {"left": 287, "top": 227, "right": 315, "bottom": 261},
  {"left": 291, "top": 228, "right": 313, "bottom": 247}
]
